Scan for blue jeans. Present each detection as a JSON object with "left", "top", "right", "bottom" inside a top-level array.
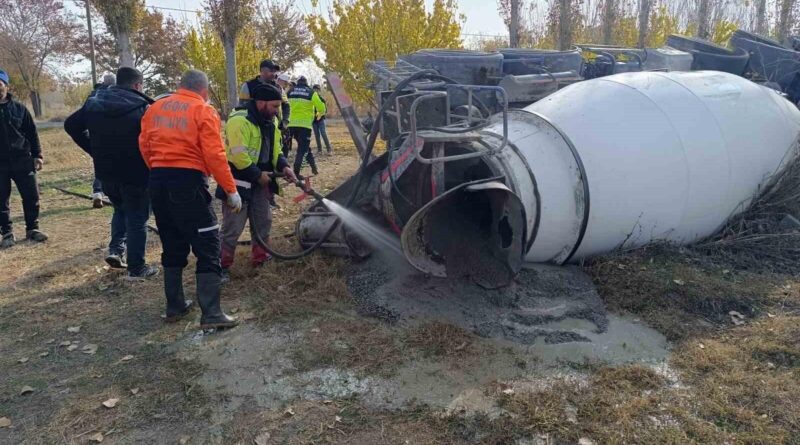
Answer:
[
  {"left": 313, "top": 119, "right": 332, "bottom": 153},
  {"left": 103, "top": 181, "right": 150, "bottom": 273},
  {"left": 92, "top": 177, "right": 103, "bottom": 194}
]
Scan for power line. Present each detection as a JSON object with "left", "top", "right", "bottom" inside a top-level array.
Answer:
[{"left": 145, "top": 5, "right": 203, "bottom": 14}]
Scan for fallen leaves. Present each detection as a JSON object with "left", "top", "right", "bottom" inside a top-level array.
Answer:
[
  {"left": 17, "top": 357, "right": 28, "bottom": 364},
  {"left": 59, "top": 341, "right": 72, "bottom": 347},
  {"left": 82, "top": 344, "right": 99, "bottom": 355},
  {"left": 730, "top": 310, "right": 746, "bottom": 326},
  {"left": 67, "top": 344, "right": 79, "bottom": 351},
  {"left": 89, "top": 432, "right": 104, "bottom": 442},
  {"left": 0, "top": 417, "right": 11, "bottom": 428},
  {"left": 284, "top": 407, "right": 295, "bottom": 416},
  {"left": 179, "top": 436, "right": 191, "bottom": 445},
  {"left": 673, "top": 279, "right": 686, "bottom": 286},
  {"left": 66, "top": 326, "right": 81, "bottom": 333},
  {"left": 39, "top": 351, "right": 49, "bottom": 357},
  {"left": 130, "top": 388, "right": 140, "bottom": 395},
  {"left": 121, "top": 355, "right": 134, "bottom": 362},
  {"left": 102, "top": 398, "right": 119, "bottom": 408},
  {"left": 254, "top": 432, "right": 271, "bottom": 445},
  {"left": 19, "top": 386, "right": 35, "bottom": 395}
]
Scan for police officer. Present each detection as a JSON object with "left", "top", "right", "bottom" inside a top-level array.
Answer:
[{"left": 287, "top": 76, "right": 326, "bottom": 177}]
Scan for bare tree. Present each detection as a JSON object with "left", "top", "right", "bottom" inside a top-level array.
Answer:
[
  {"left": 255, "top": 1, "right": 313, "bottom": 69},
  {"left": 498, "top": 0, "right": 524, "bottom": 48},
  {"left": 510, "top": 0, "right": 521, "bottom": 47},
  {"left": 777, "top": 0, "right": 795, "bottom": 41},
  {"left": 637, "top": 0, "right": 651, "bottom": 47},
  {"left": 558, "top": 0, "right": 573, "bottom": 49},
  {"left": 601, "top": 0, "right": 616, "bottom": 44},
  {"left": 696, "top": 0, "right": 711, "bottom": 39},
  {"left": 206, "top": 0, "right": 255, "bottom": 113},
  {"left": 0, "top": 0, "right": 80, "bottom": 117},
  {"left": 754, "top": 0, "right": 767, "bottom": 35},
  {"left": 94, "top": 0, "right": 142, "bottom": 68}
]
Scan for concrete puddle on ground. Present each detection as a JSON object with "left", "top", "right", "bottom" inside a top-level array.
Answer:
[{"left": 176, "top": 258, "right": 670, "bottom": 439}]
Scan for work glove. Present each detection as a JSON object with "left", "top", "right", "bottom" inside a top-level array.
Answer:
[{"left": 227, "top": 191, "right": 243, "bottom": 213}]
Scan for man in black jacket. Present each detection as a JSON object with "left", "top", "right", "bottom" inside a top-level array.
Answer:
[
  {"left": 64, "top": 67, "right": 158, "bottom": 280},
  {"left": 0, "top": 69, "right": 47, "bottom": 248}
]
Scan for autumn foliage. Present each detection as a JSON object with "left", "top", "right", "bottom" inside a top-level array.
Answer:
[{"left": 307, "top": 0, "right": 464, "bottom": 104}]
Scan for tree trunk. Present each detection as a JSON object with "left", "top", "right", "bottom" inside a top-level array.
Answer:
[
  {"left": 223, "top": 35, "right": 238, "bottom": 113},
  {"left": 558, "top": 0, "right": 572, "bottom": 50},
  {"left": 637, "top": 0, "right": 651, "bottom": 47},
  {"left": 777, "top": 0, "right": 795, "bottom": 42},
  {"left": 509, "top": 0, "right": 520, "bottom": 48},
  {"left": 117, "top": 30, "right": 135, "bottom": 68},
  {"left": 602, "top": 0, "right": 616, "bottom": 45},
  {"left": 754, "top": 0, "right": 767, "bottom": 36},
  {"left": 29, "top": 91, "right": 42, "bottom": 118},
  {"left": 696, "top": 0, "right": 710, "bottom": 40}
]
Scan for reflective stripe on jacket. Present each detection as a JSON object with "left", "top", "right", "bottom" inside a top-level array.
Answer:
[
  {"left": 138, "top": 88, "right": 237, "bottom": 194},
  {"left": 287, "top": 85, "right": 326, "bottom": 129},
  {"left": 225, "top": 106, "right": 288, "bottom": 194}
]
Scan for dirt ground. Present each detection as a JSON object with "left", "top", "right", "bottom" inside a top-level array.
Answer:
[{"left": 2, "top": 122, "right": 800, "bottom": 445}]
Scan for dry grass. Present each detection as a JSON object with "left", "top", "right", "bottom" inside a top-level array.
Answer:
[
  {"left": 291, "top": 319, "right": 485, "bottom": 378},
  {"left": 4, "top": 125, "right": 800, "bottom": 444},
  {"left": 588, "top": 244, "right": 796, "bottom": 341},
  {"left": 404, "top": 321, "right": 479, "bottom": 358},
  {"left": 0, "top": 124, "right": 368, "bottom": 444},
  {"left": 696, "top": 152, "right": 800, "bottom": 274}
]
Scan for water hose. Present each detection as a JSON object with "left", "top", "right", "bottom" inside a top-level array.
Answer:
[{"left": 247, "top": 69, "right": 471, "bottom": 260}]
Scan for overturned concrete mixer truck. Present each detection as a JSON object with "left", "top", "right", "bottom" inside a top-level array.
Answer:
[{"left": 297, "top": 63, "right": 800, "bottom": 288}]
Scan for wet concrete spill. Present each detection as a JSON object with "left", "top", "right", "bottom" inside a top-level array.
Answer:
[
  {"left": 348, "top": 254, "right": 667, "bottom": 361},
  {"left": 180, "top": 255, "right": 669, "bottom": 438}
]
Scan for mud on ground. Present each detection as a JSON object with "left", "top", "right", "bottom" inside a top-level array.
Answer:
[{"left": 2, "top": 124, "right": 800, "bottom": 445}]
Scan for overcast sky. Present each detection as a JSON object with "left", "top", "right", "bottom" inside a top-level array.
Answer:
[{"left": 144, "top": 0, "right": 509, "bottom": 38}]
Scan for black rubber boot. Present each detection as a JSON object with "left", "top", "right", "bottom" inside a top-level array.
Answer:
[
  {"left": 196, "top": 272, "right": 238, "bottom": 330},
  {"left": 162, "top": 267, "right": 194, "bottom": 322}
]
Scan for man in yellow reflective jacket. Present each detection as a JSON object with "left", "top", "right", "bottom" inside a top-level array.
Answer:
[
  {"left": 287, "top": 76, "right": 326, "bottom": 177},
  {"left": 219, "top": 84, "right": 296, "bottom": 280}
]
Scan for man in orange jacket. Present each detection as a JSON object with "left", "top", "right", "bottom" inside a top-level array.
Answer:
[{"left": 139, "top": 69, "right": 241, "bottom": 330}]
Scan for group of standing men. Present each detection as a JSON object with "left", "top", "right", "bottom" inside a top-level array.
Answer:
[{"left": 61, "top": 60, "right": 328, "bottom": 330}]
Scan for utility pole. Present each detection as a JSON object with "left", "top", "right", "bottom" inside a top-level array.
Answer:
[{"left": 86, "top": 0, "right": 97, "bottom": 85}]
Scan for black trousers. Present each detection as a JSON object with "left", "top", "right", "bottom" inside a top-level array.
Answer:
[
  {"left": 290, "top": 127, "right": 317, "bottom": 173},
  {"left": 149, "top": 181, "right": 221, "bottom": 275},
  {"left": 0, "top": 159, "right": 40, "bottom": 234}
]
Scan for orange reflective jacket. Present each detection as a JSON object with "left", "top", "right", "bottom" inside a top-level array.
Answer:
[{"left": 139, "top": 89, "right": 236, "bottom": 194}]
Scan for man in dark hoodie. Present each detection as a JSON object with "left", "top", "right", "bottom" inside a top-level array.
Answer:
[
  {"left": 64, "top": 67, "right": 158, "bottom": 280},
  {"left": 0, "top": 69, "right": 47, "bottom": 249},
  {"left": 87, "top": 72, "right": 116, "bottom": 208}
]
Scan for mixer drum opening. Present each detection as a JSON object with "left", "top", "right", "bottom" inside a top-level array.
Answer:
[{"left": 401, "top": 178, "right": 527, "bottom": 289}]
